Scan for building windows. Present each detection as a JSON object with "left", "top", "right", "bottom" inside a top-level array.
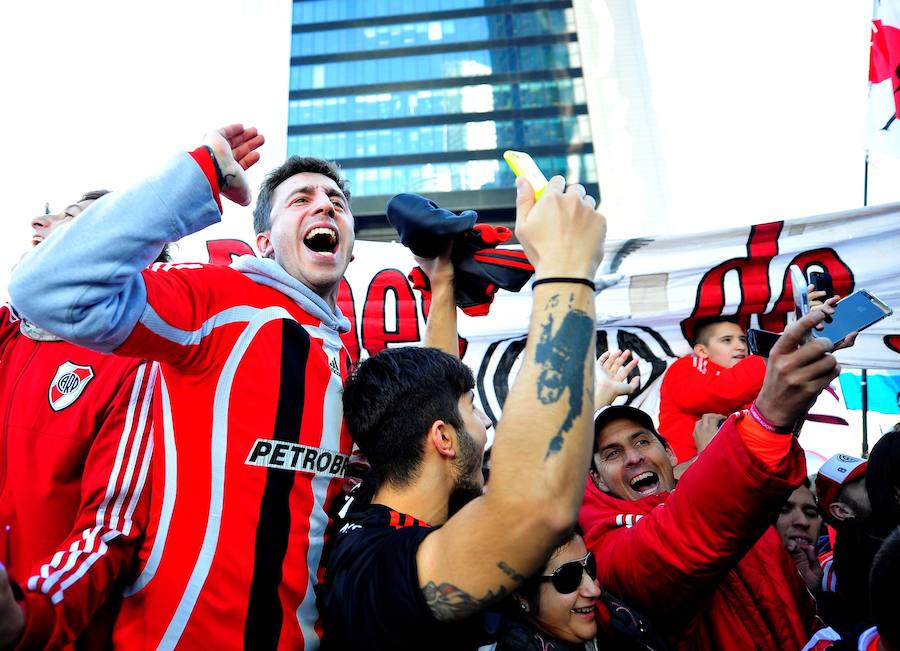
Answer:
[
  {"left": 335, "top": 154, "right": 597, "bottom": 197},
  {"left": 291, "top": 10, "right": 573, "bottom": 57},
  {"left": 289, "top": 0, "right": 596, "bottom": 208},
  {"left": 292, "top": 0, "right": 556, "bottom": 24},
  {"left": 288, "top": 116, "right": 589, "bottom": 160},
  {"left": 290, "top": 43, "right": 578, "bottom": 91},
  {"left": 288, "top": 79, "right": 586, "bottom": 125}
]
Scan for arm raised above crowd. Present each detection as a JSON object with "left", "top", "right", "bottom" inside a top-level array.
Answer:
[
  {"left": 416, "top": 176, "right": 605, "bottom": 620},
  {"left": 583, "top": 310, "right": 839, "bottom": 613},
  {"left": 8, "top": 125, "right": 263, "bottom": 352},
  {"left": 418, "top": 243, "right": 459, "bottom": 357}
]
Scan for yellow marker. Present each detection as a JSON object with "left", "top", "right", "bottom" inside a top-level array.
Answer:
[{"left": 503, "top": 150, "right": 549, "bottom": 200}]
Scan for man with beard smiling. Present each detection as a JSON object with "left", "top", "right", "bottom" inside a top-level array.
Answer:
[
  {"left": 8, "top": 125, "right": 360, "bottom": 650},
  {"left": 580, "top": 310, "right": 841, "bottom": 651},
  {"left": 319, "top": 174, "right": 605, "bottom": 650}
]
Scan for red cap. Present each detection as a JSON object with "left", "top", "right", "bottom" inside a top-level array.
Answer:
[{"left": 815, "top": 453, "right": 867, "bottom": 513}]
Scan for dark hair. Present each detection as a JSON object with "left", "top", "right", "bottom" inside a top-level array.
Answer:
[
  {"left": 590, "top": 422, "right": 670, "bottom": 475},
  {"left": 252, "top": 156, "right": 350, "bottom": 234},
  {"left": 870, "top": 526, "right": 900, "bottom": 646},
  {"left": 154, "top": 244, "right": 173, "bottom": 264},
  {"left": 689, "top": 315, "right": 742, "bottom": 347},
  {"left": 515, "top": 530, "right": 580, "bottom": 616},
  {"left": 342, "top": 347, "right": 474, "bottom": 489},
  {"left": 79, "top": 189, "right": 111, "bottom": 202},
  {"left": 867, "top": 428, "right": 900, "bottom": 534},
  {"left": 832, "top": 429, "right": 900, "bottom": 630}
]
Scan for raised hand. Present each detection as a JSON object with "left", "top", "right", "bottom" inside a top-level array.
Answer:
[
  {"left": 594, "top": 349, "right": 640, "bottom": 409},
  {"left": 414, "top": 241, "right": 454, "bottom": 288},
  {"left": 806, "top": 283, "right": 827, "bottom": 309},
  {"left": 785, "top": 539, "right": 824, "bottom": 592},
  {"left": 809, "top": 291, "right": 858, "bottom": 351},
  {"left": 692, "top": 413, "right": 725, "bottom": 453},
  {"left": 754, "top": 309, "right": 841, "bottom": 429},
  {"left": 203, "top": 124, "right": 266, "bottom": 207},
  {"left": 514, "top": 176, "right": 605, "bottom": 281}
]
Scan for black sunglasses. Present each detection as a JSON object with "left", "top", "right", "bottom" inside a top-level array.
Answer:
[{"left": 539, "top": 552, "right": 597, "bottom": 594}]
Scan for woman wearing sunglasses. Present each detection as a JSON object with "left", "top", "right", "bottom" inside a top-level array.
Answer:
[
  {"left": 485, "top": 532, "right": 600, "bottom": 650},
  {"left": 485, "top": 532, "right": 667, "bottom": 651}
]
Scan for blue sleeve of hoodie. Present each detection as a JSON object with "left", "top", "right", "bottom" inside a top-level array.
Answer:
[{"left": 8, "top": 152, "right": 222, "bottom": 352}]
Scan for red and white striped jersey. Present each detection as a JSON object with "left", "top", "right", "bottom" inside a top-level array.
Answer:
[
  {"left": 0, "top": 304, "right": 156, "bottom": 649},
  {"left": 819, "top": 549, "right": 838, "bottom": 593},
  {"left": 109, "top": 261, "right": 352, "bottom": 650}
]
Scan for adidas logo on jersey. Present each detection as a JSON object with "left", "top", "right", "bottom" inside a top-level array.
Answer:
[
  {"left": 329, "top": 356, "right": 341, "bottom": 377},
  {"left": 245, "top": 438, "right": 349, "bottom": 477}
]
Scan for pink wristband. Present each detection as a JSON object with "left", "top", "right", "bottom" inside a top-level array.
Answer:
[{"left": 749, "top": 401, "right": 793, "bottom": 434}]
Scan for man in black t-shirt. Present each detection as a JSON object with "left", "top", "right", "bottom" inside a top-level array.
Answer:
[{"left": 320, "top": 176, "right": 606, "bottom": 649}]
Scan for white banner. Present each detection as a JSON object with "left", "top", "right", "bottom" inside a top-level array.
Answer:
[{"left": 182, "top": 202, "right": 900, "bottom": 441}]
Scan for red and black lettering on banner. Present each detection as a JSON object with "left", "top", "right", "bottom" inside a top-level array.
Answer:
[{"left": 683, "top": 221, "right": 855, "bottom": 341}]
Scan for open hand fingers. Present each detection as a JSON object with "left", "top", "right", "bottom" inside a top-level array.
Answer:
[
  {"left": 609, "top": 349, "right": 630, "bottom": 371},
  {"left": 618, "top": 355, "right": 640, "bottom": 381},
  {"left": 217, "top": 123, "right": 246, "bottom": 140},
  {"left": 226, "top": 126, "right": 256, "bottom": 147},
  {"left": 232, "top": 133, "right": 266, "bottom": 169}
]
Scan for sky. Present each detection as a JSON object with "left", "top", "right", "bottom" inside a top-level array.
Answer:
[{"left": 0, "top": 0, "right": 895, "bottom": 301}]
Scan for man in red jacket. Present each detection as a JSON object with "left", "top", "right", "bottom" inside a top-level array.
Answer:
[
  {"left": 658, "top": 316, "right": 766, "bottom": 462},
  {"left": 0, "top": 192, "right": 158, "bottom": 650},
  {"left": 580, "top": 310, "right": 838, "bottom": 651}
]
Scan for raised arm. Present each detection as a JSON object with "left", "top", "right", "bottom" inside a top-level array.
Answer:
[
  {"left": 417, "top": 244, "right": 459, "bottom": 357},
  {"left": 584, "top": 309, "right": 841, "bottom": 612},
  {"left": 594, "top": 349, "right": 640, "bottom": 409},
  {"left": 8, "top": 126, "right": 263, "bottom": 352},
  {"left": 415, "top": 176, "right": 605, "bottom": 619}
]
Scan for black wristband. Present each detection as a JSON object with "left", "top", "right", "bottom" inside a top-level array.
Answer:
[
  {"left": 203, "top": 145, "right": 228, "bottom": 190},
  {"left": 531, "top": 277, "right": 596, "bottom": 291}
]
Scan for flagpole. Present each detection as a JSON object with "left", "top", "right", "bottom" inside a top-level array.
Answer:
[{"left": 861, "top": 146, "right": 870, "bottom": 455}]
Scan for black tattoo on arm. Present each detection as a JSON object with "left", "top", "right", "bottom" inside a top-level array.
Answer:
[
  {"left": 534, "top": 299, "right": 594, "bottom": 459},
  {"left": 497, "top": 561, "right": 526, "bottom": 582},
  {"left": 422, "top": 581, "right": 509, "bottom": 622}
]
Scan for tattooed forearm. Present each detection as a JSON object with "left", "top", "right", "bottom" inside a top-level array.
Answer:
[
  {"left": 497, "top": 561, "right": 525, "bottom": 582},
  {"left": 422, "top": 581, "right": 509, "bottom": 622},
  {"left": 534, "top": 303, "right": 594, "bottom": 459}
]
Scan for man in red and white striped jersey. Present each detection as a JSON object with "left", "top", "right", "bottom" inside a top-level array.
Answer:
[
  {"left": 0, "top": 192, "right": 158, "bottom": 649},
  {"left": 7, "top": 125, "right": 354, "bottom": 650}
]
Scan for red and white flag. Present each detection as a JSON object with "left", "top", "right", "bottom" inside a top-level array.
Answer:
[{"left": 868, "top": 0, "right": 900, "bottom": 155}]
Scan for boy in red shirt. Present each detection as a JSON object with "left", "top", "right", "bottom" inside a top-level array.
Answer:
[{"left": 658, "top": 316, "right": 766, "bottom": 462}]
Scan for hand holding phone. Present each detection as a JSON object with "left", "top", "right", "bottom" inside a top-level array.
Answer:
[
  {"left": 814, "top": 290, "right": 892, "bottom": 345},
  {"left": 503, "top": 150, "right": 549, "bottom": 200},
  {"left": 751, "top": 287, "right": 893, "bottom": 355},
  {"left": 808, "top": 271, "right": 834, "bottom": 301}
]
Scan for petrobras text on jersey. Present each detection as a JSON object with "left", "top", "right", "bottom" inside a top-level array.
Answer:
[{"left": 245, "top": 438, "right": 349, "bottom": 477}]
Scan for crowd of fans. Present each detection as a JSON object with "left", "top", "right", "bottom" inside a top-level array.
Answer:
[{"left": 0, "top": 125, "right": 898, "bottom": 651}]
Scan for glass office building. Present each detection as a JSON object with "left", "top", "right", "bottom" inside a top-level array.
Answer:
[{"left": 289, "top": 0, "right": 599, "bottom": 235}]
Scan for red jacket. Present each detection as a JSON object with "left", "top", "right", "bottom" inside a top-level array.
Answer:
[
  {"left": 0, "top": 305, "right": 155, "bottom": 649},
  {"left": 579, "top": 413, "right": 817, "bottom": 651},
  {"left": 658, "top": 354, "right": 766, "bottom": 462}
]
